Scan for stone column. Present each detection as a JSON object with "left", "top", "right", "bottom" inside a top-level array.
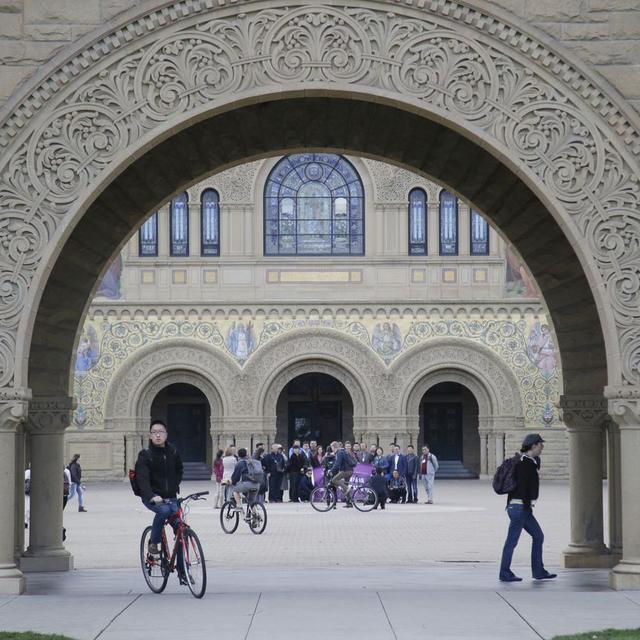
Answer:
[
  {"left": 607, "top": 389, "right": 640, "bottom": 590},
  {"left": 477, "top": 416, "right": 490, "bottom": 477},
  {"left": 13, "top": 419, "right": 26, "bottom": 560},
  {"left": 0, "top": 391, "right": 28, "bottom": 594},
  {"left": 607, "top": 420, "right": 623, "bottom": 560},
  {"left": 561, "top": 395, "right": 610, "bottom": 568},
  {"left": 125, "top": 432, "right": 144, "bottom": 474},
  {"left": 21, "top": 397, "right": 73, "bottom": 572}
]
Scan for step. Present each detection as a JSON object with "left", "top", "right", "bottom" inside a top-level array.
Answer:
[
  {"left": 182, "top": 462, "right": 212, "bottom": 481},
  {"left": 436, "top": 460, "right": 478, "bottom": 479}
]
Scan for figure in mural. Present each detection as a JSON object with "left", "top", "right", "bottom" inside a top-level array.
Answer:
[
  {"left": 227, "top": 321, "right": 255, "bottom": 362},
  {"left": 505, "top": 246, "right": 538, "bottom": 298},
  {"left": 372, "top": 322, "right": 402, "bottom": 362},
  {"left": 95, "top": 253, "right": 123, "bottom": 300},
  {"left": 527, "top": 323, "right": 557, "bottom": 377},
  {"left": 75, "top": 324, "right": 99, "bottom": 374}
]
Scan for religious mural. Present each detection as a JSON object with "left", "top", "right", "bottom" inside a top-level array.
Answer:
[
  {"left": 505, "top": 246, "right": 538, "bottom": 298},
  {"left": 72, "top": 313, "right": 562, "bottom": 431}
]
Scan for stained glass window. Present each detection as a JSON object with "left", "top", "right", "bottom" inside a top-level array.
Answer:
[
  {"left": 139, "top": 212, "right": 158, "bottom": 257},
  {"left": 408, "top": 188, "right": 427, "bottom": 255},
  {"left": 201, "top": 189, "right": 220, "bottom": 256},
  {"left": 439, "top": 190, "right": 458, "bottom": 256},
  {"left": 170, "top": 192, "right": 189, "bottom": 257},
  {"left": 470, "top": 209, "right": 489, "bottom": 255},
  {"left": 264, "top": 153, "right": 364, "bottom": 255}
]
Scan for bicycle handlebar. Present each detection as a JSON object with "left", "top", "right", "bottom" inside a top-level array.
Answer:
[{"left": 165, "top": 491, "right": 209, "bottom": 506}]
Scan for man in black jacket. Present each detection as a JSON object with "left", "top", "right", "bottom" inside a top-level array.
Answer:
[
  {"left": 263, "top": 444, "right": 286, "bottom": 503},
  {"left": 499, "top": 433, "right": 557, "bottom": 582},
  {"left": 135, "top": 420, "right": 184, "bottom": 558}
]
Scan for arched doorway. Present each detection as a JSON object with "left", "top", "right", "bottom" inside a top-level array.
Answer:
[
  {"left": 276, "top": 373, "right": 354, "bottom": 447},
  {"left": 2, "top": 0, "right": 638, "bottom": 592},
  {"left": 419, "top": 382, "right": 479, "bottom": 479},
  {"left": 149, "top": 383, "right": 211, "bottom": 480}
]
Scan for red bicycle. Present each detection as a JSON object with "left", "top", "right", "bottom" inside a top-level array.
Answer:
[{"left": 140, "top": 491, "right": 209, "bottom": 598}]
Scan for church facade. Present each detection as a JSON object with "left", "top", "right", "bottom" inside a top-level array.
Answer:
[{"left": 67, "top": 154, "right": 566, "bottom": 480}]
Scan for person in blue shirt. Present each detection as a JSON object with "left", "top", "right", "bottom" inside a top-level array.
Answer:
[{"left": 328, "top": 441, "right": 357, "bottom": 507}]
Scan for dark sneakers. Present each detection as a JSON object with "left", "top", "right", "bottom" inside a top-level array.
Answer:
[
  {"left": 534, "top": 572, "right": 557, "bottom": 580},
  {"left": 499, "top": 573, "right": 523, "bottom": 582}
]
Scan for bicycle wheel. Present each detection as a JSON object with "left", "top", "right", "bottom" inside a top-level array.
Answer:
[
  {"left": 220, "top": 501, "right": 239, "bottom": 533},
  {"left": 352, "top": 486, "right": 378, "bottom": 512},
  {"left": 248, "top": 502, "right": 267, "bottom": 535},
  {"left": 310, "top": 486, "right": 336, "bottom": 512},
  {"left": 180, "top": 528, "right": 207, "bottom": 599},
  {"left": 139, "top": 526, "right": 169, "bottom": 594}
]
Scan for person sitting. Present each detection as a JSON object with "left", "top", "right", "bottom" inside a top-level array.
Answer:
[
  {"left": 388, "top": 470, "right": 407, "bottom": 504},
  {"left": 297, "top": 469, "right": 314, "bottom": 502},
  {"left": 230, "top": 447, "right": 260, "bottom": 520},
  {"left": 369, "top": 468, "right": 389, "bottom": 510}
]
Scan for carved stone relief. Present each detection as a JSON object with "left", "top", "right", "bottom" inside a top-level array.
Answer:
[{"left": 0, "top": 0, "right": 637, "bottom": 396}]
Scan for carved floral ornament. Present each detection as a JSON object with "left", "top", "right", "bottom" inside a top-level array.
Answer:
[{"left": 0, "top": 1, "right": 639, "bottom": 390}]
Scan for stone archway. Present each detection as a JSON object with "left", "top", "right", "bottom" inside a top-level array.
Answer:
[
  {"left": 400, "top": 339, "right": 524, "bottom": 476},
  {"left": 0, "top": 0, "right": 638, "bottom": 592}
]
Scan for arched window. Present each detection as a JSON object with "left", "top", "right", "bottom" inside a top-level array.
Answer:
[
  {"left": 139, "top": 212, "right": 158, "bottom": 257},
  {"left": 439, "top": 190, "right": 458, "bottom": 256},
  {"left": 170, "top": 192, "right": 189, "bottom": 256},
  {"left": 264, "top": 153, "right": 364, "bottom": 255},
  {"left": 408, "top": 188, "right": 427, "bottom": 255},
  {"left": 201, "top": 189, "right": 220, "bottom": 256},
  {"left": 470, "top": 209, "right": 489, "bottom": 255}
]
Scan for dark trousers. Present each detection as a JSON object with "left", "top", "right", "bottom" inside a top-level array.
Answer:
[
  {"left": 375, "top": 492, "right": 387, "bottom": 509},
  {"left": 406, "top": 475, "right": 418, "bottom": 502},
  {"left": 288, "top": 472, "right": 300, "bottom": 501},
  {"left": 389, "top": 488, "right": 406, "bottom": 503},
  {"left": 499, "top": 503, "right": 546, "bottom": 578},
  {"left": 269, "top": 471, "right": 283, "bottom": 502}
]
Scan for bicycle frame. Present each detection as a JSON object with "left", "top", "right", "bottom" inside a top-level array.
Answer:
[{"left": 160, "top": 507, "right": 188, "bottom": 574}]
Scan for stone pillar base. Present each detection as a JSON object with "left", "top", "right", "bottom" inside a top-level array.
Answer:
[
  {"left": 610, "top": 562, "right": 640, "bottom": 590},
  {"left": 0, "top": 567, "right": 26, "bottom": 594},
  {"left": 21, "top": 550, "right": 73, "bottom": 573},
  {"left": 563, "top": 545, "right": 615, "bottom": 569}
]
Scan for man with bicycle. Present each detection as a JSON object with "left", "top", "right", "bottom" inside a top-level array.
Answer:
[
  {"left": 135, "top": 420, "right": 184, "bottom": 561},
  {"left": 328, "top": 440, "right": 357, "bottom": 508},
  {"left": 230, "top": 448, "right": 261, "bottom": 521}
]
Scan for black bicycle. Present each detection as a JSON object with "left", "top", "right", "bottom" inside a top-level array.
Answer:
[
  {"left": 220, "top": 493, "right": 267, "bottom": 535},
  {"left": 310, "top": 471, "right": 377, "bottom": 512},
  {"left": 140, "top": 491, "right": 209, "bottom": 598}
]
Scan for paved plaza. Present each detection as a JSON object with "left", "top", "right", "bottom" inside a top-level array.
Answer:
[{"left": 2, "top": 480, "right": 639, "bottom": 639}]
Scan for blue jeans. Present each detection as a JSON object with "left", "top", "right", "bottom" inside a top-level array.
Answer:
[
  {"left": 499, "top": 503, "right": 546, "bottom": 578},
  {"left": 144, "top": 499, "right": 179, "bottom": 544},
  {"left": 406, "top": 475, "right": 418, "bottom": 502}
]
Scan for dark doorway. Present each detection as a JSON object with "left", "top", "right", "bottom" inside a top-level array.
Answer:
[
  {"left": 419, "top": 382, "right": 479, "bottom": 478},
  {"left": 276, "top": 373, "right": 353, "bottom": 447},
  {"left": 150, "top": 382, "right": 211, "bottom": 480}
]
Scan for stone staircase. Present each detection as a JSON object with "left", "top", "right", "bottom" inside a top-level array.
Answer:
[
  {"left": 436, "top": 460, "right": 478, "bottom": 479},
  {"left": 182, "top": 462, "right": 212, "bottom": 481}
]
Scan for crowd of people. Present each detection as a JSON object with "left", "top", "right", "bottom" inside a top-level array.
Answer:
[{"left": 211, "top": 439, "right": 440, "bottom": 507}]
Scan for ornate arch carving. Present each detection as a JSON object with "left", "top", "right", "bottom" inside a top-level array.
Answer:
[
  {"left": 394, "top": 338, "right": 524, "bottom": 421},
  {"left": 248, "top": 329, "right": 379, "bottom": 416},
  {"left": 0, "top": 0, "right": 637, "bottom": 395},
  {"left": 104, "top": 338, "right": 235, "bottom": 423}
]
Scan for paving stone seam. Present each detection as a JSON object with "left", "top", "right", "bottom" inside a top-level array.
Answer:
[
  {"left": 244, "top": 592, "right": 262, "bottom": 640},
  {"left": 495, "top": 591, "right": 545, "bottom": 640},
  {"left": 376, "top": 591, "right": 399, "bottom": 640},
  {"left": 92, "top": 593, "right": 141, "bottom": 640}
]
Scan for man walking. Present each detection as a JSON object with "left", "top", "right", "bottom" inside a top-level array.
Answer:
[
  {"left": 499, "top": 433, "right": 557, "bottom": 582},
  {"left": 419, "top": 445, "right": 438, "bottom": 504},
  {"left": 67, "top": 453, "right": 87, "bottom": 512}
]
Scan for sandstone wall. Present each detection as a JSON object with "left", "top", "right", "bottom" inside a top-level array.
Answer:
[{"left": 0, "top": 1, "right": 638, "bottom": 115}]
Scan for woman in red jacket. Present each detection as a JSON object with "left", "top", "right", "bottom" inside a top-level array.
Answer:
[{"left": 213, "top": 449, "right": 224, "bottom": 509}]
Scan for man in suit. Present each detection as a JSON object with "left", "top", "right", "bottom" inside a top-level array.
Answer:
[
  {"left": 263, "top": 444, "right": 286, "bottom": 503},
  {"left": 419, "top": 444, "right": 439, "bottom": 504},
  {"left": 405, "top": 445, "right": 418, "bottom": 503},
  {"left": 387, "top": 444, "right": 407, "bottom": 479},
  {"left": 287, "top": 444, "right": 308, "bottom": 502}
]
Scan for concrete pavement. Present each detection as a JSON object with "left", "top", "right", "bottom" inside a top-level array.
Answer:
[{"left": 2, "top": 480, "right": 638, "bottom": 640}]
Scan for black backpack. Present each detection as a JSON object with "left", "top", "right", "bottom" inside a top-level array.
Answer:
[
  {"left": 129, "top": 449, "right": 151, "bottom": 496},
  {"left": 492, "top": 453, "right": 520, "bottom": 495}
]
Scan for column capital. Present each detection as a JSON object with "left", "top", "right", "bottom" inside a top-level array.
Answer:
[
  {"left": 559, "top": 395, "right": 608, "bottom": 431},
  {"left": 605, "top": 386, "right": 640, "bottom": 429},
  {"left": 26, "top": 396, "right": 75, "bottom": 433},
  {"left": 0, "top": 387, "right": 31, "bottom": 432}
]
